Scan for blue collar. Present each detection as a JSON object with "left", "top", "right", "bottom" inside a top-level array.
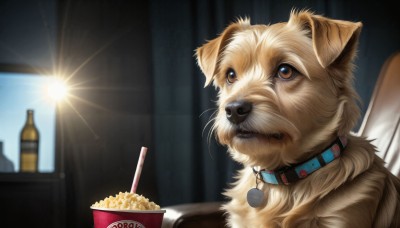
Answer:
[{"left": 253, "top": 137, "right": 347, "bottom": 185}]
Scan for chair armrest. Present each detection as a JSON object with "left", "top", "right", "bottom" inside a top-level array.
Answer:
[{"left": 162, "top": 202, "right": 226, "bottom": 228}]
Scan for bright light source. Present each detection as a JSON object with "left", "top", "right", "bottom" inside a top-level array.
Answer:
[{"left": 46, "top": 78, "right": 69, "bottom": 102}]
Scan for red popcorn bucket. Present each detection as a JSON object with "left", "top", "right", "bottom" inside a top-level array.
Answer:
[{"left": 91, "top": 207, "right": 166, "bottom": 228}]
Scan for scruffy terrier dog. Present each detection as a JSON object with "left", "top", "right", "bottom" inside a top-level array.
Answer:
[{"left": 196, "top": 10, "right": 400, "bottom": 227}]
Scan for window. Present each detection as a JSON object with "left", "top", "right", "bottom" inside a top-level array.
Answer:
[{"left": 0, "top": 72, "right": 56, "bottom": 172}]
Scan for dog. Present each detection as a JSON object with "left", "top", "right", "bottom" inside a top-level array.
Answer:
[{"left": 196, "top": 10, "right": 400, "bottom": 227}]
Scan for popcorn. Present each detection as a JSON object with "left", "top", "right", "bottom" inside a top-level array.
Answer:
[{"left": 91, "top": 192, "right": 160, "bottom": 210}]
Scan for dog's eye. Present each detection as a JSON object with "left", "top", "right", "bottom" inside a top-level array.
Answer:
[
  {"left": 276, "top": 64, "right": 297, "bottom": 80},
  {"left": 226, "top": 68, "right": 237, "bottom": 84}
]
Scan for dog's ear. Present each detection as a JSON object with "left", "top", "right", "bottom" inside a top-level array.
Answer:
[
  {"left": 289, "top": 11, "right": 362, "bottom": 68},
  {"left": 290, "top": 11, "right": 362, "bottom": 134},
  {"left": 196, "top": 20, "right": 249, "bottom": 87}
]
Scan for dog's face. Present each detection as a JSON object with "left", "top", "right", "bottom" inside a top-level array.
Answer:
[{"left": 196, "top": 11, "right": 362, "bottom": 169}]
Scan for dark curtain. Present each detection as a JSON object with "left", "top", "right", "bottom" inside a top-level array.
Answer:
[
  {"left": 151, "top": 0, "right": 400, "bottom": 206},
  {"left": 151, "top": 0, "right": 240, "bottom": 206}
]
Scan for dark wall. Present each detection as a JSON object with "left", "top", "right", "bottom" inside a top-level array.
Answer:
[{"left": 0, "top": 0, "right": 56, "bottom": 69}]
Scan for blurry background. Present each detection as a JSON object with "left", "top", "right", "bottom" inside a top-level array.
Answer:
[{"left": 0, "top": 0, "right": 399, "bottom": 227}]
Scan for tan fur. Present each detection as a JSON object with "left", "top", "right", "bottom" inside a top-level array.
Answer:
[{"left": 196, "top": 10, "right": 400, "bottom": 227}]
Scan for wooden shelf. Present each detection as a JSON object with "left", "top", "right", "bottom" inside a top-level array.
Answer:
[{"left": 0, "top": 172, "right": 65, "bottom": 182}]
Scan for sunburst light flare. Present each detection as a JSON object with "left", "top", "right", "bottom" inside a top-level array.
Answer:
[{"left": 46, "top": 77, "right": 69, "bottom": 102}]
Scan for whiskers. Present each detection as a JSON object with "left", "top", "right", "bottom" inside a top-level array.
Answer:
[
  {"left": 199, "top": 107, "right": 220, "bottom": 157},
  {"left": 200, "top": 108, "right": 218, "bottom": 142}
]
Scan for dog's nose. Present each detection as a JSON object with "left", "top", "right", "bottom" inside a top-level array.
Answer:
[{"left": 225, "top": 100, "right": 252, "bottom": 124}]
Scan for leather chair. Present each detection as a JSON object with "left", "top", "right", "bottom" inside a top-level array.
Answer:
[
  {"left": 162, "top": 52, "right": 400, "bottom": 227},
  {"left": 358, "top": 52, "right": 400, "bottom": 176},
  {"left": 161, "top": 202, "right": 225, "bottom": 228}
]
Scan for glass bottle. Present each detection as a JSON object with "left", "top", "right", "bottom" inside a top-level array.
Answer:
[{"left": 20, "top": 109, "right": 40, "bottom": 172}]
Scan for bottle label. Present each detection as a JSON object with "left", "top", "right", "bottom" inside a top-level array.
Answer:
[
  {"left": 21, "top": 141, "right": 38, "bottom": 151},
  {"left": 20, "top": 141, "right": 38, "bottom": 172}
]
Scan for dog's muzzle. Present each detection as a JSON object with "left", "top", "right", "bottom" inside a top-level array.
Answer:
[{"left": 225, "top": 100, "right": 252, "bottom": 124}]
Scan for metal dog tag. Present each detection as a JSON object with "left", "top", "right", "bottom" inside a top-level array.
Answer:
[{"left": 247, "top": 188, "right": 264, "bottom": 208}]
